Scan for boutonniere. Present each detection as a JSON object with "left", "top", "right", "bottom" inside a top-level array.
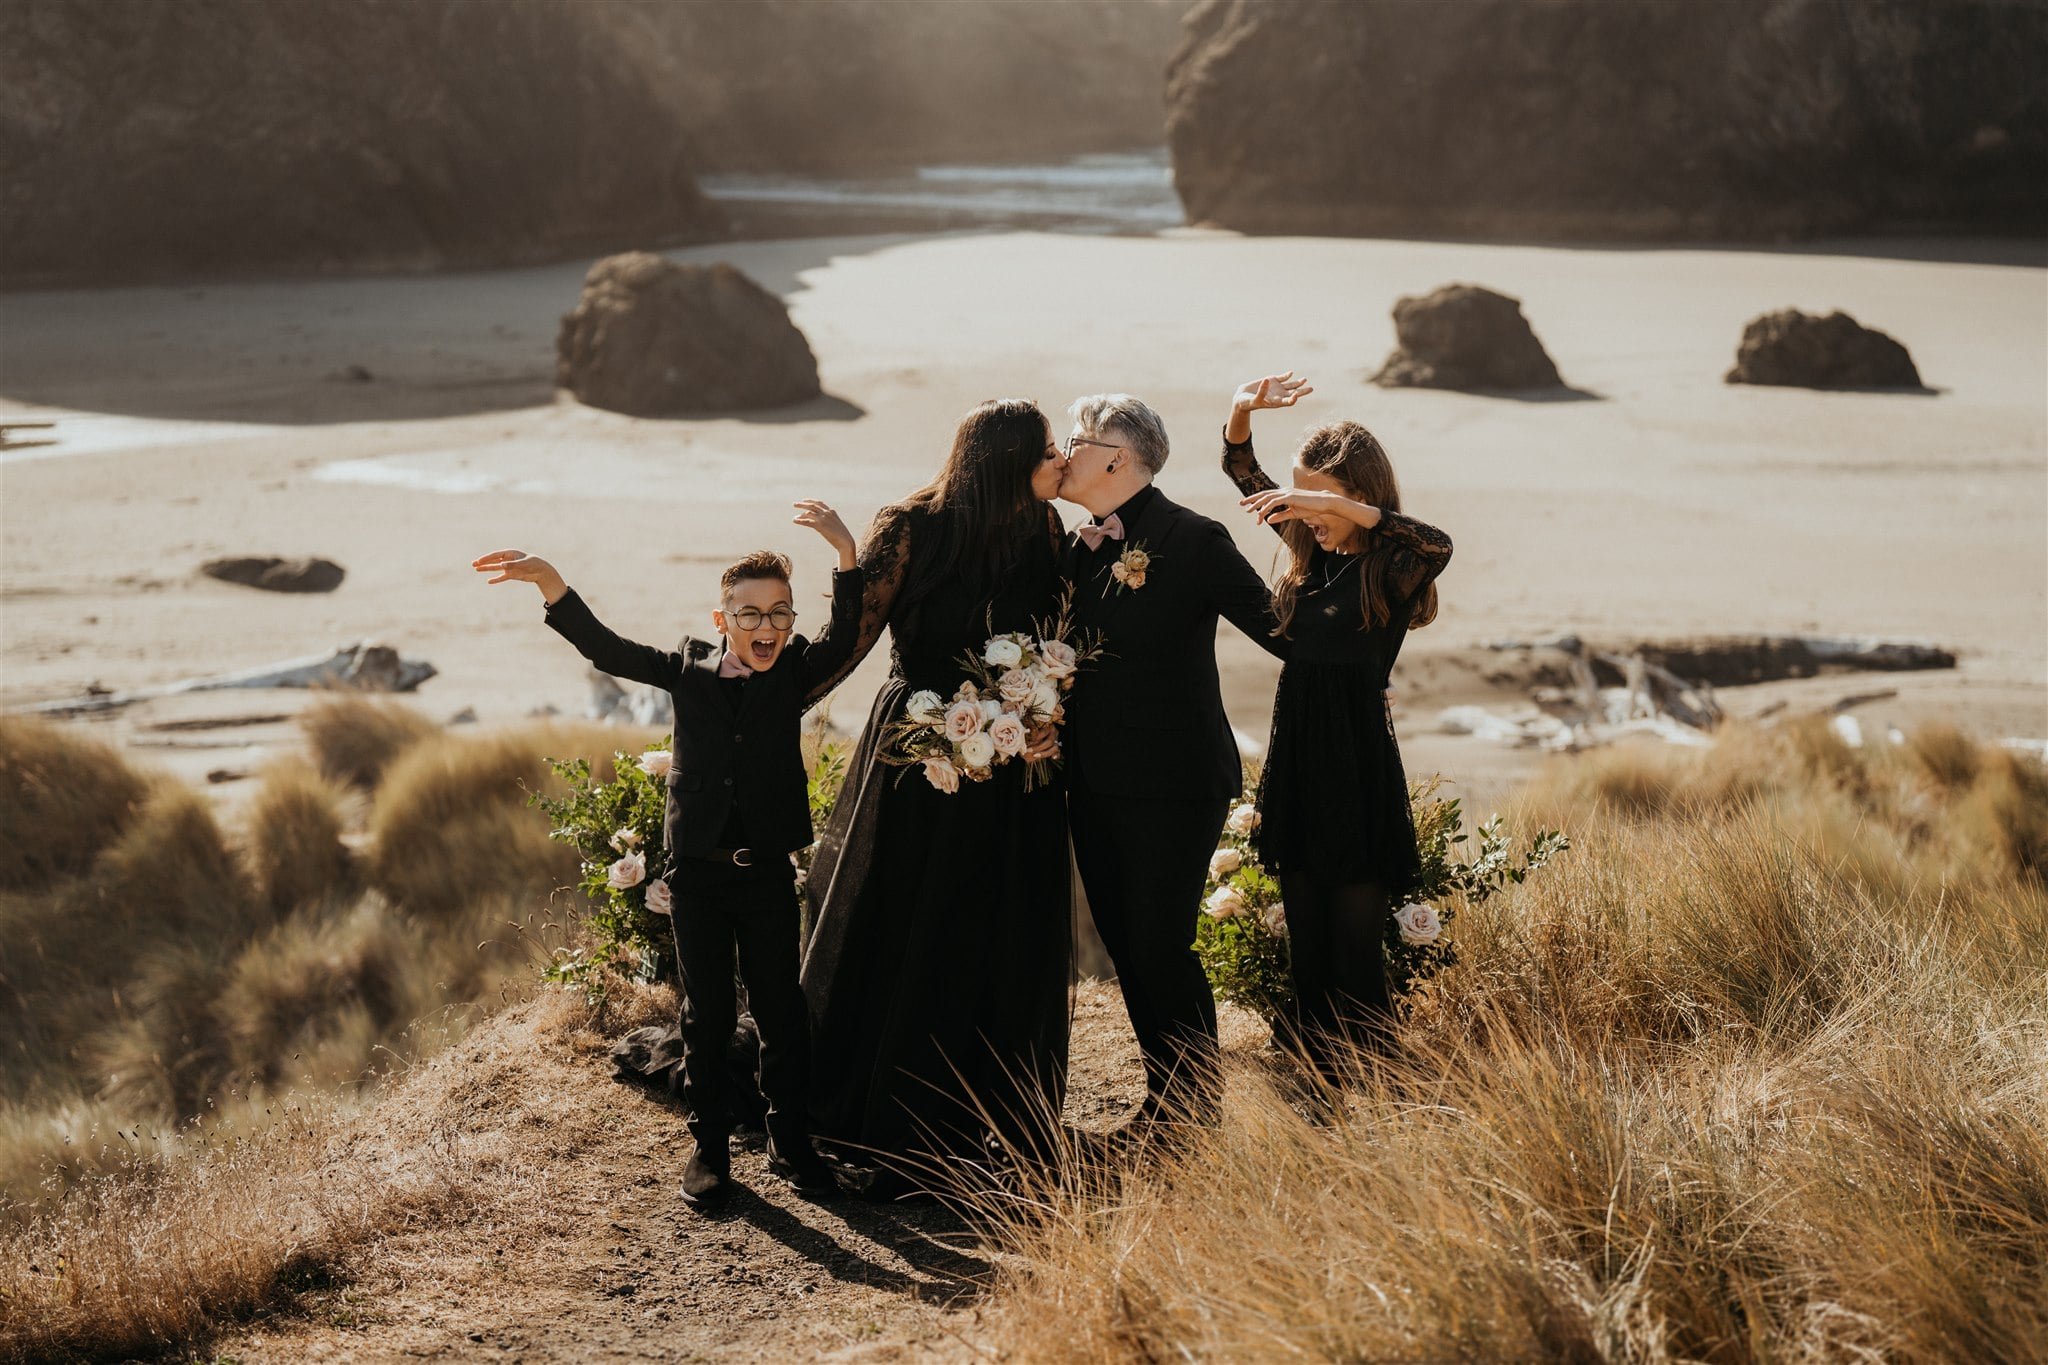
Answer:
[{"left": 1108, "top": 542, "right": 1152, "bottom": 595}]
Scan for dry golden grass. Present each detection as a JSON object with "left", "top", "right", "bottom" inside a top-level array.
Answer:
[
  {"left": 241, "top": 756, "right": 356, "bottom": 915},
  {"left": 0, "top": 718, "right": 151, "bottom": 891},
  {"left": 362, "top": 722, "right": 628, "bottom": 918},
  {"left": 979, "top": 726, "right": 2048, "bottom": 1362},
  {"left": 297, "top": 694, "right": 438, "bottom": 790}
]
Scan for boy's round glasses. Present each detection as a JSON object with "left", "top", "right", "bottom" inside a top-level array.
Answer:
[{"left": 730, "top": 606, "right": 797, "bottom": 631}]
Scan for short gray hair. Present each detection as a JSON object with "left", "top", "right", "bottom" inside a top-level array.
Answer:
[{"left": 1066, "top": 393, "right": 1170, "bottom": 473}]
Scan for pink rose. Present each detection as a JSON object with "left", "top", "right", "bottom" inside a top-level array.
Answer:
[
  {"left": 922, "top": 756, "right": 962, "bottom": 793},
  {"left": 645, "top": 878, "right": 673, "bottom": 916},
  {"left": 1038, "top": 639, "right": 1077, "bottom": 679},
  {"left": 998, "top": 668, "right": 1036, "bottom": 704},
  {"left": 988, "top": 713, "right": 1028, "bottom": 757},
  {"left": 944, "top": 700, "right": 984, "bottom": 743}
]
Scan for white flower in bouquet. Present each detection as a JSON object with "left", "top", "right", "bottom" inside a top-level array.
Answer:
[
  {"left": 922, "top": 755, "right": 962, "bottom": 793},
  {"left": 1209, "top": 847, "right": 1242, "bottom": 878},
  {"left": 645, "top": 878, "right": 673, "bottom": 916},
  {"left": 637, "top": 750, "right": 672, "bottom": 781},
  {"left": 984, "top": 637, "right": 1025, "bottom": 669},
  {"left": 1260, "top": 902, "right": 1287, "bottom": 933},
  {"left": 906, "top": 689, "right": 944, "bottom": 725},
  {"left": 1029, "top": 676, "right": 1061, "bottom": 714},
  {"left": 610, "top": 826, "right": 643, "bottom": 852},
  {"left": 957, "top": 732, "right": 996, "bottom": 771},
  {"left": 944, "top": 700, "right": 984, "bottom": 742},
  {"left": 998, "top": 668, "right": 1036, "bottom": 704},
  {"left": 978, "top": 698, "right": 1005, "bottom": 724},
  {"left": 1394, "top": 902, "right": 1442, "bottom": 945},
  {"left": 1204, "top": 885, "right": 1245, "bottom": 918},
  {"left": 607, "top": 850, "right": 647, "bottom": 890},
  {"left": 1225, "top": 803, "right": 1261, "bottom": 835},
  {"left": 1038, "top": 639, "right": 1077, "bottom": 679},
  {"left": 987, "top": 713, "right": 1028, "bottom": 757}
]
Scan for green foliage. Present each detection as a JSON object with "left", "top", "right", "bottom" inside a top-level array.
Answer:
[
  {"left": 1195, "top": 777, "right": 1570, "bottom": 1026},
  {"left": 532, "top": 744, "right": 672, "bottom": 994}
]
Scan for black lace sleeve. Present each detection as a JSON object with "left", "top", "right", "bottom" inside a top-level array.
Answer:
[
  {"left": 1376, "top": 510, "right": 1453, "bottom": 602},
  {"left": 802, "top": 503, "right": 913, "bottom": 709},
  {"left": 1222, "top": 428, "right": 1285, "bottom": 539}
]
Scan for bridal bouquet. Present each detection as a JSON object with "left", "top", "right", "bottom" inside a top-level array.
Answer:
[{"left": 885, "top": 593, "right": 1101, "bottom": 793}]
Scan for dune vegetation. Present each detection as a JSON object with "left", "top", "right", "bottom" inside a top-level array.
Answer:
[
  {"left": 0, "top": 700, "right": 644, "bottom": 1222},
  {"left": 978, "top": 720, "right": 2048, "bottom": 1361},
  {"left": 1, "top": 713, "right": 2043, "bottom": 1361}
]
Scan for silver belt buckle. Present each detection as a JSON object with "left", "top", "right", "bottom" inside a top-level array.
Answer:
[{"left": 731, "top": 848, "right": 753, "bottom": 868}]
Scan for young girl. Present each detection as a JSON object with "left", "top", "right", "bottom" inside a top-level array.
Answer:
[{"left": 1221, "top": 372, "right": 1452, "bottom": 1084}]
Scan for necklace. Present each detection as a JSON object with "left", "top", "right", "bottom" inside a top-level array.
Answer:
[{"left": 1316, "top": 552, "right": 1361, "bottom": 590}]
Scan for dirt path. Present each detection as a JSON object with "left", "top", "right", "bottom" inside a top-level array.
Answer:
[{"left": 209, "top": 982, "right": 1225, "bottom": 1363}]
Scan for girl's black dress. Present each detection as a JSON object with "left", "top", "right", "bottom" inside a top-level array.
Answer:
[
  {"left": 1222, "top": 434, "right": 1453, "bottom": 897},
  {"left": 799, "top": 502, "right": 1072, "bottom": 1179}
]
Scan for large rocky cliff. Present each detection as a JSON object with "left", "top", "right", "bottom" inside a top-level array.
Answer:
[
  {"left": 0, "top": 0, "right": 722, "bottom": 287},
  {"left": 1165, "top": 0, "right": 2048, "bottom": 240}
]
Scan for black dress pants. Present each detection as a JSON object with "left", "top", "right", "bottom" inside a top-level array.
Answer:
[
  {"left": 1278, "top": 873, "right": 1395, "bottom": 1083},
  {"left": 669, "top": 855, "right": 811, "bottom": 1150},
  {"left": 1069, "top": 789, "right": 1231, "bottom": 1118}
]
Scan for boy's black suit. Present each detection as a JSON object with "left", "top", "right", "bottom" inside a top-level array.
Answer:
[
  {"left": 1062, "top": 485, "right": 1286, "bottom": 1119},
  {"left": 543, "top": 568, "right": 862, "bottom": 1154}
]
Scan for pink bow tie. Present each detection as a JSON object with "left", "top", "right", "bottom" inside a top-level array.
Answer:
[
  {"left": 716, "top": 651, "right": 754, "bottom": 679},
  {"left": 1076, "top": 513, "right": 1125, "bottom": 551}
]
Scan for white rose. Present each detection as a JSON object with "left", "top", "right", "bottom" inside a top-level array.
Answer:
[
  {"left": 988, "top": 713, "right": 1028, "bottom": 757},
  {"left": 957, "top": 732, "right": 996, "bottom": 771},
  {"left": 1030, "top": 677, "right": 1060, "bottom": 714},
  {"left": 944, "top": 700, "right": 984, "bottom": 743},
  {"left": 610, "top": 826, "right": 643, "bottom": 852},
  {"left": 1225, "top": 803, "right": 1261, "bottom": 835},
  {"left": 979, "top": 698, "right": 1005, "bottom": 724},
  {"left": 1209, "top": 847, "right": 1242, "bottom": 878},
  {"left": 607, "top": 850, "right": 647, "bottom": 891},
  {"left": 645, "top": 878, "right": 673, "bottom": 916},
  {"left": 1204, "top": 885, "right": 1245, "bottom": 919},
  {"left": 1261, "top": 902, "right": 1287, "bottom": 933},
  {"left": 922, "top": 755, "right": 961, "bottom": 793},
  {"left": 637, "top": 750, "right": 672, "bottom": 781},
  {"left": 1038, "top": 639, "right": 1077, "bottom": 679},
  {"left": 1394, "top": 902, "right": 1442, "bottom": 945},
  {"left": 984, "top": 637, "right": 1024, "bottom": 669},
  {"left": 905, "top": 689, "right": 944, "bottom": 725},
  {"left": 998, "top": 668, "right": 1036, "bottom": 704}
]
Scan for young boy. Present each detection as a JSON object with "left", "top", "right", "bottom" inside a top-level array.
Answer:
[{"left": 471, "top": 499, "right": 861, "bottom": 1208}]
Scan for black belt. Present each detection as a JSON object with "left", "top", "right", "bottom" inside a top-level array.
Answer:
[{"left": 706, "top": 847, "right": 755, "bottom": 867}]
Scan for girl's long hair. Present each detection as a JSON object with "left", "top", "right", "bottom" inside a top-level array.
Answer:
[
  {"left": 900, "top": 398, "right": 1049, "bottom": 604},
  {"left": 1272, "top": 421, "right": 1440, "bottom": 636}
]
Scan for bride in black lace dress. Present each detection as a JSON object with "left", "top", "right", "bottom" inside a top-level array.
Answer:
[
  {"left": 800, "top": 399, "right": 1073, "bottom": 1183},
  {"left": 1218, "top": 373, "right": 1453, "bottom": 1082}
]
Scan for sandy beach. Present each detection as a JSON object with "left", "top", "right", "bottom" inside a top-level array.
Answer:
[{"left": 4, "top": 228, "right": 2044, "bottom": 804}]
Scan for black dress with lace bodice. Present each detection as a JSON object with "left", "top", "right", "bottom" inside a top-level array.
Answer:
[
  {"left": 1223, "top": 433, "right": 1453, "bottom": 891},
  {"left": 799, "top": 501, "right": 1072, "bottom": 1176}
]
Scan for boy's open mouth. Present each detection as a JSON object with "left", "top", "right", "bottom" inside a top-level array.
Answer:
[{"left": 748, "top": 639, "right": 777, "bottom": 665}]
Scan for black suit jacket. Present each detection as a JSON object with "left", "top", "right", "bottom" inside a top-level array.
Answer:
[
  {"left": 1062, "top": 488, "right": 1286, "bottom": 801},
  {"left": 544, "top": 567, "right": 863, "bottom": 860}
]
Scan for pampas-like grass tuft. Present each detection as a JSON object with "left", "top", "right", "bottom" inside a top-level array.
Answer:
[
  {"left": 298, "top": 695, "right": 439, "bottom": 790},
  {"left": 0, "top": 718, "right": 152, "bottom": 890}
]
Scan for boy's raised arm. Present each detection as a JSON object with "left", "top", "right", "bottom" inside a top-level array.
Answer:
[
  {"left": 472, "top": 548, "right": 683, "bottom": 690},
  {"left": 789, "top": 500, "right": 866, "bottom": 691}
]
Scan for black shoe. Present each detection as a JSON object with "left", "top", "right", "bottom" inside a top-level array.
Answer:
[
  {"left": 681, "top": 1138, "right": 731, "bottom": 1209},
  {"left": 767, "top": 1135, "right": 840, "bottom": 1199}
]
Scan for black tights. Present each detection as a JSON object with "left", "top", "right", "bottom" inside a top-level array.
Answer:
[{"left": 1279, "top": 874, "right": 1395, "bottom": 1084}]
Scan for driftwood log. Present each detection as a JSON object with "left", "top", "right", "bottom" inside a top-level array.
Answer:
[{"left": 17, "top": 643, "right": 436, "bottom": 716}]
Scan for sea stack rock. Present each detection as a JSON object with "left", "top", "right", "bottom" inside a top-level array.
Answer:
[
  {"left": 1725, "top": 309, "right": 1924, "bottom": 389},
  {"left": 1372, "top": 285, "right": 1564, "bottom": 392},
  {"left": 200, "top": 556, "right": 346, "bottom": 593},
  {"left": 556, "top": 254, "right": 823, "bottom": 416}
]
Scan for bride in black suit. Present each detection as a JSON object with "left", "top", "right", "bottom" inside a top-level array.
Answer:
[{"left": 800, "top": 399, "right": 1073, "bottom": 1186}]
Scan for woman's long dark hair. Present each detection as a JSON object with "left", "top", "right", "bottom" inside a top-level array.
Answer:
[
  {"left": 1273, "top": 421, "right": 1439, "bottom": 636},
  {"left": 900, "top": 398, "right": 1050, "bottom": 602}
]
